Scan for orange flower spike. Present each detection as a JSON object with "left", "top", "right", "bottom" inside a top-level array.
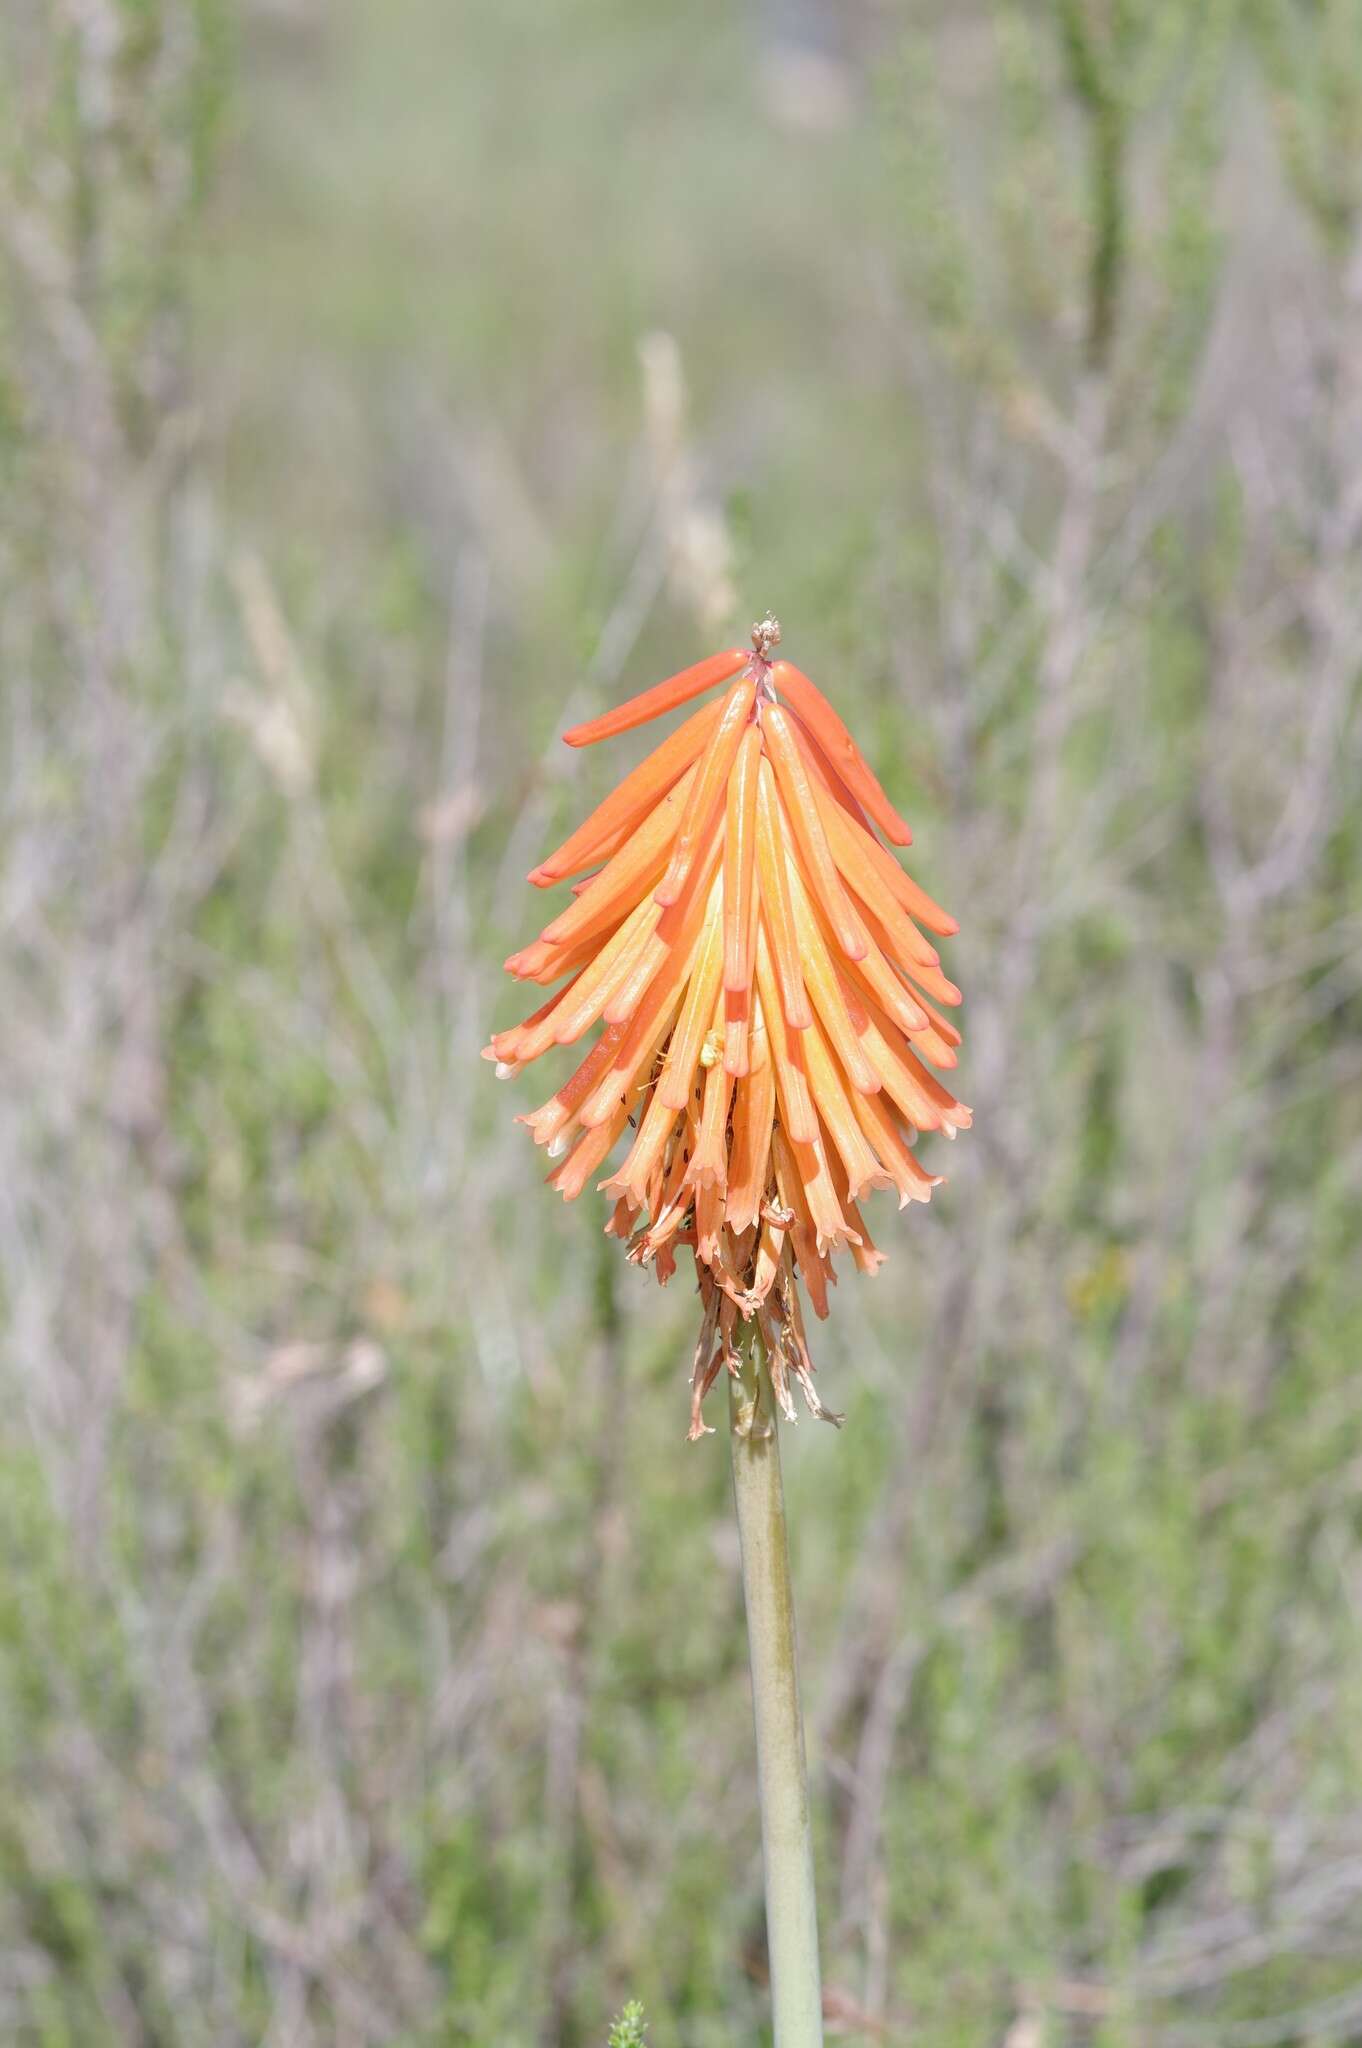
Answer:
[
  {"left": 769, "top": 659, "right": 913, "bottom": 847},
  {"left": 530, "top": 695, "right": 725, "bottom": 886},
  {"left": 492, "top": 611, "right": 968, "bottom": 1437},
  {"left": 722, "top": 722, "right": 762, "bottom": 993},
  {"left": 655, "top": 673, "right": 757, "bottom": 909},
  {"left": 753, "top": 756, "right": 813, "bottom": 1032},
  {"left": 761, "top": 704, "right": 868, "bottom": 962},
  {"left": 563, "top": 647, "right": 748, "bottom": 747}
]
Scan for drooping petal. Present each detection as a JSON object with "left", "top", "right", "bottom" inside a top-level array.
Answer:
[
  {"left": 770, "top": 659, "right": 913, "bottom": 846},
  {"left": 813, "top": 792, "right": 943, "bottom": 974},
  {"left": 906, "top": 986, "right": 963, "bottom": 1051},
  {"left": 855, "top": 894, "right": 963, "bottom": 1010},
  {"left": 856, "top": 993, "right": 972, "bottom": 1135},
  {"left": 579, "top": 859, "right": 718, "bottom": 1125},
  {"left": 655, "top": 674, "right": 756, "bottom": 908},
  {"left": 753, "top": 921, "right": 819, "bottom": 1145},
  {"left": 688, "top": 1022, "right": 734, "bottom": 1191},
  {"left": 490, "top": 971, "right": 590, "bottom": 1065},
  {"left": 548, "top": 896, "right": 664, "bottom": 1046},
  {"left": 535, "top": 763, "right": 698, "bottom": 950},
  {"left": 505, "top": 927, "right": 609, "bottom": 987},
  {"left": 602, "top": 828, "right": 723, "bottom": 1028},
  {"left": 658, "top": 874, "right": 726, "bottom": 1110},
  {"left": 762, "top": 703, "right": 868, "bottom": 961},
  {"left": 846, "top": 1080, "right": 941, "bottom": 1207},
  {"left": 722, "top": 722, "right": 762, "bottom": 994},
  {"left": 563, "top": 648, "right": 747, "bottom": 747},
  {"left": 784, "top": 856, "right": 881, "bottom": 1096},
  {"left": 797, "top": 1010, "right": 894, "bottom": 1205},
  {"left": 826, "top": 1144, "right": 890, "bottom": 1277},
  {"left": 824, "top": 793, "right": 956, "bottom": 935},
  {"left": 602, "top": 1079, "right": 679, "bottom": 1211},
  {"left": 517, "top": 1018, "right": 630, "bottom": 1149},
  {"left": 530, "top": 696, "right": 724, "bottom": 886},
  {"left": 726, "top": 1051, "right": 777, "bottom": 1233},
  {"left": 548, "top": 1093, "right": 634, "bottom": 1200},
  {"left": 754, "top": 756, "right": 812, "bottom": 1032}
]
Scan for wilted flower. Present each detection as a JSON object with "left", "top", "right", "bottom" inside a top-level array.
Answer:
[{"left": 486, "top": 617, "right": 969, "bottom": 1438}]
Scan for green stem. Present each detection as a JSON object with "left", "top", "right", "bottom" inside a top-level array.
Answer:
[{"left": 729, "top": 1327, "right": 823, "bottom": 2047}]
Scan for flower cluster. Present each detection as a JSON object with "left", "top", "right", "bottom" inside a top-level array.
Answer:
[{"left": 486, "top": 619, "right": 969, "bottom": 1437}]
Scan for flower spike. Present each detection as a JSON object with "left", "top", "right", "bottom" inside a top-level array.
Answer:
[{"left": 487, "top": 618, "right": 969, "bottom": 1430}]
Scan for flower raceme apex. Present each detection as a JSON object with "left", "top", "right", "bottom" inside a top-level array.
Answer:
[{"left": 485, "top": 616, "right": 970, "bottom": 1438}]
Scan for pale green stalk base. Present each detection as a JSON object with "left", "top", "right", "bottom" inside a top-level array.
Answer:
[{"left": 729, "top": 1330, "right": 824, "bottom": 2048}]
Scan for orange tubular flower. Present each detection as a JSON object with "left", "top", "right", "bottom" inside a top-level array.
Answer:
[{"left": 486, "top": 615, "right": 970, "bottom": 1439}]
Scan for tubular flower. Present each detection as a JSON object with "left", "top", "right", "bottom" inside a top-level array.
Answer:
[{"left": 485, "top": 617, "right": 969, "bottom": 1438}]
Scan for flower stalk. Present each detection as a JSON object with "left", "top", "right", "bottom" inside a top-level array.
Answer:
[
  {"left": 488, "top": 618, "right": 967, "bottom": 2038},
  {"left": 729, "top": 1321, "right": 823, "bottom": 2048}
]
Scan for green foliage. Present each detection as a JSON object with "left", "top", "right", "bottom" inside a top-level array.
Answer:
[
  {"left": 607, "top": 2000, "right": 648, "bottom": 2048},
  {"left": 1253, "top": 0, "right": 1362, "bottom": 249}
]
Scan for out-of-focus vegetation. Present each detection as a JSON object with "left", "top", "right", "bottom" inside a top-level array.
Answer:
[{"left": 2, "top": 1, "right": 1362, "bottom": 2043}]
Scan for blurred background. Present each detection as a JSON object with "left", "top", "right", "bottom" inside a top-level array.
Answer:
[{"left": 3, "top": 1, "right": 1362, "bottom": 2042}]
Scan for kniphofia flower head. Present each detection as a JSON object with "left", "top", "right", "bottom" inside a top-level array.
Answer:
[{"left": 486, "top": 617, "right": 970, "bottom": 1438}]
